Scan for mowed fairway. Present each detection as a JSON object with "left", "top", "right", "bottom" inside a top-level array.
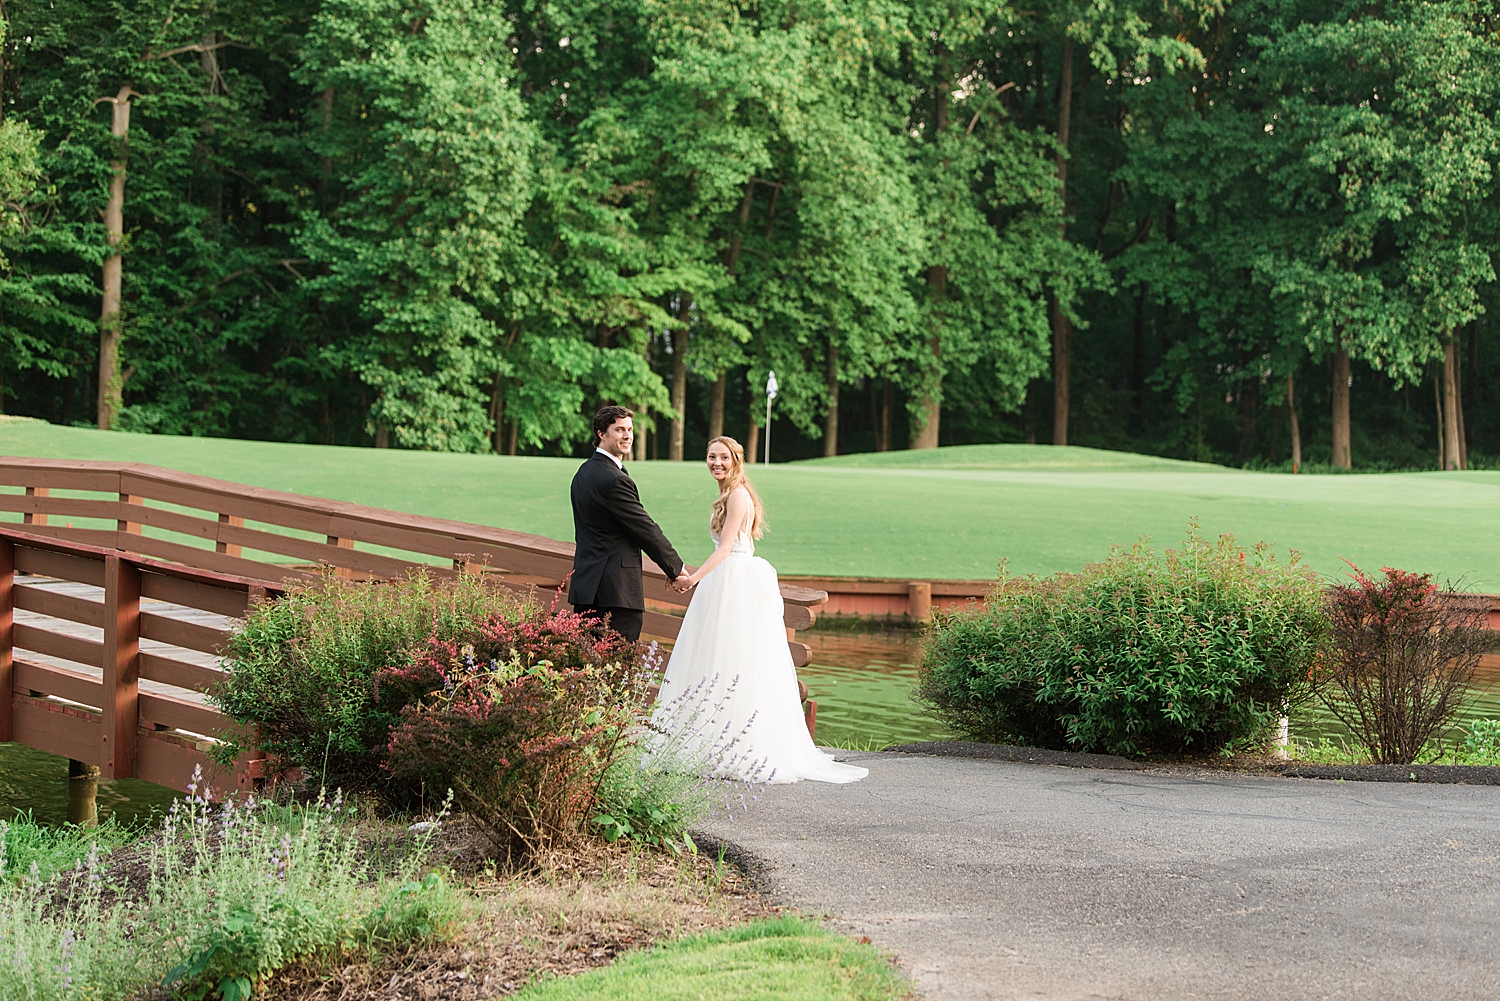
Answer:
[{"left": 2, "top": 418, "right": 1496, "bottom": 587}]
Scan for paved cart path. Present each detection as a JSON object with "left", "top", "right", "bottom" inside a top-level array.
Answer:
[{"left": 703, "top": 750, "right": 1500, "bottom": 1001}]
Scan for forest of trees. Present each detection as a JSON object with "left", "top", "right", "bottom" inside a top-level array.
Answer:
[{"left": 0, "top": 0, "right": 1497, "bottom": 469}]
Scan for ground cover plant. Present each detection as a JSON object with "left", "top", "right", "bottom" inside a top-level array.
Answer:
[
  {"left": 3, "top": 423, "right": 1496, "bottom": 589},
  {"left": 0, "top": 813, "right": 137, "bottom": 884},
  {"left": 918, "top": 526, "right": 1328, "bottom": 757},
  {"left": 0, "top": 773, "right": 459, "bottom": 1001}
]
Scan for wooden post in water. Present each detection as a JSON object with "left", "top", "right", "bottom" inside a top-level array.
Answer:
[
  {"left": 907, "top": 581, "right": 932, "bottom": 624},
  {"left": 68, "top": 759, "right": 100, "bottom": 827}
]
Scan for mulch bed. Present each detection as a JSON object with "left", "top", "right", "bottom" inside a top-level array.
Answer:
[
  {"left": 1270, "top": 763, "right": 1500, "bottom": 784},
  {"left": 885, "top": 740, "right": 1500, "bottom": 784},
  {"left": 261, "top": 837, "right": 774, "bottom": 1000},
  {"left": 885, "top": 741, "right": 1148, "bottom": 771}
]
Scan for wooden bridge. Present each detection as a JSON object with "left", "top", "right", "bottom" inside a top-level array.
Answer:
[{"left": 0, "top": 457, "right": 828, "bottom": 799}]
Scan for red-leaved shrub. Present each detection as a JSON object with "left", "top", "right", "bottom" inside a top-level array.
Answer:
[
  {"left": 1319, "top": 564, "right": 1491, "bottom": 764},
  {"left": 379, "top": 608, "right": 655, "bottom": 863}
]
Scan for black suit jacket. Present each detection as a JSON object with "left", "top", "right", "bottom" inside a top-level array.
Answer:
[{"left": 569, "top": 452, "right": 684, "bottom": 610}]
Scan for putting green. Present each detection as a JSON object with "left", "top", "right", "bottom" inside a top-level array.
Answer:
[{"left": 1, "top": 419, "right": 1496, "bottom": 588}]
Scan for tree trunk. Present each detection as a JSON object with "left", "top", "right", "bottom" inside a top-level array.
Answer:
[
  {"left": 1434, "top": 373, "right": 1446, "bottom": 471},
  {"left": 1454, "top": 337, "right": 1468, "bottom": 470},
  {"left": 1131, "top": 285, "right": 1146, "bottom": 431},
  {"left": 877, "top": 378, "right": 892, "bottom": 452},
  {"left": 1051, "top": 301, "right": 1071, "bottom": 446},
  {"left": 97, "top": 84, "right": 135, "bottom": 430},
  {"left": 1050, "top": 39, "right": 1075, "bottom": 447},
  {"left": 634, "top": 409, "right": 648, "bottom": 462},
  {"left": 912, "top": 56, "right": 951, "bottom": 452},
  {"left": 1442, "top": 339, "right": 1462, "bottom": 471},
  {"left": 669, "top": 328, "right": 687, "bottom": 461},
  {"left": 506, "top": 421, "right": 517, "bottom": 456},
  {"left": 745, "top": 411, "right": 759, "bottom": 464},
  {"left": 489, "top": 374, "right": 505, "bottom": 454},
  {"left": 708, "top": 371, "right": 726, "bottom": 440},
  {"left": 725, "top": 183, "right": 754, "bottom": 273},
  {"left": 200, "top": 33, "right": 221, "bottom": 94},
  {"left": 823, "top": 342, "right": 839, "bottom": 457},
  {"left": 1237, "top": 380, "right": 1259, "bottom": 461},
  {"left": 1331, "top": 346, "right": 1351, "bottom": 469},
  {"left": 911, "top": 334, "right": 941, "bottom": 448},
  {"left": 1286, "top": 372, "right": 1302, "bottom": 474}
]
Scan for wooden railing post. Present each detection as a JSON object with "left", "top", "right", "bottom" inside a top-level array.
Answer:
[
  {"left": 23, "top": 485, "right": 48, "bottom": 526},
  {"left": 0, "top": 538, "right": 12, "bottom": 743},
  {"left": 326, "top": 535, "right": 354, "bottom": 578},
  {"left": 118, "top": 492, "right": 144, "bottom": 537},
  {"left": 217, "top": 513, "right": 244, "bottom": 557},
  {"left": 102, "top": 554, "right": 141, "bottom": 779}
]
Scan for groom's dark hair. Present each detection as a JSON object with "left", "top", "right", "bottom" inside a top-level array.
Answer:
[{"left": 592, "top": 405, "right": 634, "bottom": 445}]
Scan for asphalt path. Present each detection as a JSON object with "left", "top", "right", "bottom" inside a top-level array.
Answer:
[{"left": 702, "top": 749, "right": 1500, "bottom": 1001}]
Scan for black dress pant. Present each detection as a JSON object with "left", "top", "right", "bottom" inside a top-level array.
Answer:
[{"left": 575, "top": 604, "right": 643, "bottom": 643}]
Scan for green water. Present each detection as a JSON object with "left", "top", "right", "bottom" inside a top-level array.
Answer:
[
  {"left": 800, "top": 627, "right": 1500, "bottom": 751},
  {"left": 0, "top": 743, "right": 181, "bottom": 827}
]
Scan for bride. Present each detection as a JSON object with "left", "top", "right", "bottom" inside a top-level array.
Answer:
[{"left": 656, "top": 436, "right": 867, "bottom": 785}]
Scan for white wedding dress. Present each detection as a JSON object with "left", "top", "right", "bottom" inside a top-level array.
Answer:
[{"left": 653, "top": 496, "right": 867, "bottom": 785}]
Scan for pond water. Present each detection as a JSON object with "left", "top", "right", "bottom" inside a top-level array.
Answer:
[
  {"left": 6, "top": 629, "right": 1497, "bottom": 826},
  {"left": 0, "top": 742, "right": 181, "bottom": 827},
  {"left": 798, "top": 627, "right": 1500, "bottom": 751}
]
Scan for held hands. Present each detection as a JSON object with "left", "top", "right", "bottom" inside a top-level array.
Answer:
[{"left": 670, "top": 573, "right": 696, "bottom": 594}]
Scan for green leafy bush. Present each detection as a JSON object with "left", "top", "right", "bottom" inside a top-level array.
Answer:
[
  {"left": 214, "top": 570, "right": 527, "bottom": 798},
  {"left": 918, "top": 526, "right": 1328, "bottom": 757},
  {"left": 1459, "top": 719, "right": 1500, "bottom": 764}
]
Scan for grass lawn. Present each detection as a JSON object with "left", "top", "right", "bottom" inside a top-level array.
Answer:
[
  {"left": 513, "top": 915, "right": 910, "bottom": 1001},
  {"left": 2, "top": 418, "right": 1497, "bottom": 587}
]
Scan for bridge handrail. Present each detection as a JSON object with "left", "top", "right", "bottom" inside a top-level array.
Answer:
[
  {"left": 0, "top": 456, "right": 826, "bottom": 661},
  {"left": 0, "top": 525, "right": 273, "bottom": 796}
]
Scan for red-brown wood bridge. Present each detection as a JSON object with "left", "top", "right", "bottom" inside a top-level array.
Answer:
[{"left": 0, "top": 457, "right": 828, "bottom": 797}]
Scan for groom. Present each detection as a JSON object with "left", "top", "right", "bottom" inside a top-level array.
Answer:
[{"left": 569, "top": 405, "right": 689, "bottom": 642}]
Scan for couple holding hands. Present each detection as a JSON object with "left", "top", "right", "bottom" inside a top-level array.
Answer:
[{"left": 569, "top": 405, "right": 866, "bottom": 785}]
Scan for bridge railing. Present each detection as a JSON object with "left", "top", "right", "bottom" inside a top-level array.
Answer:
[
  {"left": 0, "top": 457, "right": 826, "bottom": 665},
  {"left": 0, "top": 526, "right": 273, "bottom": 796}
]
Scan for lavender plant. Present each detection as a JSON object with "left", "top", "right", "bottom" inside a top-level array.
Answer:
[{"left": 0, "top": 768, "right": 459, "bottom": 1001}]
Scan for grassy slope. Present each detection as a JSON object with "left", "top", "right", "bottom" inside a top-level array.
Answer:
[
  {"left": 513, "top": 916, "right": 910, "bottom": 1001},
  {"left": 2, "top": 419, "right": 1497, "bottom": 587}
]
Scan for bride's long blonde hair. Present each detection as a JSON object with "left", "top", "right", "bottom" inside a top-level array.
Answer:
[{"left": 707, "top": 436, "right": 766, "bottom": 539}]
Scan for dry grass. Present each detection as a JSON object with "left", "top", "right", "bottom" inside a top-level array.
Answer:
[{"left": 262, "top": 837, "right": 774, "bottom": 1000}]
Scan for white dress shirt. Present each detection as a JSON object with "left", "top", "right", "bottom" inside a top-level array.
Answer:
[{"left": 594, "top": 447, "right": 624, "bottom": 470}]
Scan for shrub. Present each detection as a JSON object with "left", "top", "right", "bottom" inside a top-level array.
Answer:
[
  {"left": 918, "top": 526, "right": 1327, "bottom": 757},
  {"left": 214, "top": 570, "right": 526, "bottom": 798},
  {"left": 1318, "top": 565, "right": 1491, "bottom": 764},
  {"left": 1458, "top": 719, "right": 1500, "bottom": 764},
  {"left": 381, "top": 608, "right": 653, "bottom": 863},
  {"left": 0, "top": 772, "right": 458, "bottom": 1001}
]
